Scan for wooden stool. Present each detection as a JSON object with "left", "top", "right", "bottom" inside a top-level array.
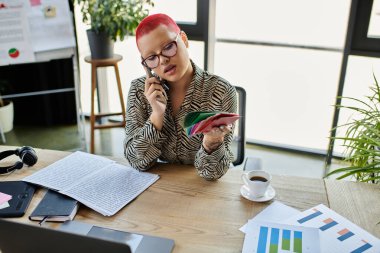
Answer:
[{"left": 84, "top": 54, "right": 126, "bottom": 153}]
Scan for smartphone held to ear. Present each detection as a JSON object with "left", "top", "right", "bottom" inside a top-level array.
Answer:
[
  {"left": 144, "top": 66, "right": 169, "bottom": 91},
  {"left": 144, "top": 66, "right": 155, "bottom": 78}
]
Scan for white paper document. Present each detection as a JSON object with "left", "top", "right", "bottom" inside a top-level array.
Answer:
[
  {"left": 0, "top": 0, "right": 35, "bottom": 66},
  {"left": 240, "top": 201, "right": 301, "bottom": 233},
  {"left": 242, "top": 220, "right": 320, "bottom": 253},
  {"left": 0, "top": 201, "right": 10, "bottom": 209},
  {"left": 284, "top": 204, "right": 380, "bottom": 253},
  {"left": 26, "top": 0, "right": 76, "bottom": 52},
  {"left": 23, "top": 151, "right": 160, "bottom": 216},
  {"left": 240, "top": 201, "right": 380, "bottom": 253}
]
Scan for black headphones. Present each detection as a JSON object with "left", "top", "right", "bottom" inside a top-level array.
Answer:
[{"left": 0, "top": 146, "right": 38, "bottom": 175}]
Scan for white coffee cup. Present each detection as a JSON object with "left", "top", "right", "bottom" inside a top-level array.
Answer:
[{"left": 241, "top": 170, "right": 272, "bottom": 198}]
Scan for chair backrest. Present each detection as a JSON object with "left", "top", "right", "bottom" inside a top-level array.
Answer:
[{"left": 232, "top": 86, "right": 246, "bottom": 166}]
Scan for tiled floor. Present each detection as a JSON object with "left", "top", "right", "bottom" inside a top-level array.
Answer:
[{"left": 1, "top": 122, "right": 346, "bottom": 179}]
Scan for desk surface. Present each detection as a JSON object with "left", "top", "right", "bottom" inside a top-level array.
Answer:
[{"left": 1, "top": 146, "right": 379, "bottom": 253}]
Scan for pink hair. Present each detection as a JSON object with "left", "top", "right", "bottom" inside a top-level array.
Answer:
[{"left": 136, "top": 14, "right": 180, "bottom": 44}]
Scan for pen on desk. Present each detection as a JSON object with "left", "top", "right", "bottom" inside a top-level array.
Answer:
[{"left": 39, "top": 216, "right": 48, "bottom": 226}]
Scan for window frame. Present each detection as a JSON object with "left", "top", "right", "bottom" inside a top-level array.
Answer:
[{"left": 176, "top": 0, "right": 210, "bottom": 69}]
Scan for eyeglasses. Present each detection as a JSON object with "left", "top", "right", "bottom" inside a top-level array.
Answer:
[{"left": 141, "top": 33, "right": 180, "bottom": 69}]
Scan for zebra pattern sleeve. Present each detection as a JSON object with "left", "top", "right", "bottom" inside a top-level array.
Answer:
[
  {"left": 124, "top": 79, "right": 167, "bottom": 170},
  {"left": 194, "top": 82, "right": 238, "bottom": 180},
  {"left": 124, "top": 61, "right": 238, "bottom": 180}
]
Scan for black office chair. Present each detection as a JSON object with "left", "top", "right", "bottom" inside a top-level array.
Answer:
[{"left": 232, "top": 86, "right": 246, "bottom": 166}]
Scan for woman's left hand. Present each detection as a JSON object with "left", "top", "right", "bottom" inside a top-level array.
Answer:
[{"left": 202, "top": 124, "right": 232, "bottom": 154}]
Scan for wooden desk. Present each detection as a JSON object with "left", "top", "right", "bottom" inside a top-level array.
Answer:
[{"left": 0, "top": 146, "right": 379, "bottom": 253}]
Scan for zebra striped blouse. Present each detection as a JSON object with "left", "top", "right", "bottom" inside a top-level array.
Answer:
[{"left": 124, "top": 61, "right": 237, "bottom": 180}]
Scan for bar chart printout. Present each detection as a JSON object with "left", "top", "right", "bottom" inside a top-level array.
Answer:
[
  {"left": 285, "top": 204, "right": 380, "bottom": 253},
  {"left": 242, "top": 221, "right": 320, "bottom": 253}
]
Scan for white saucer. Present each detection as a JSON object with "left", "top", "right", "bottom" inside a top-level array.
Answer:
[{"left": 240, "top": 185, "right": 276, "bottom": 202}]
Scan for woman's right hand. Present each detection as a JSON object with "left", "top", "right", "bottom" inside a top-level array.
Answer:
[{"left": 144, "top": 76, "right": 167, "bottom": 130}]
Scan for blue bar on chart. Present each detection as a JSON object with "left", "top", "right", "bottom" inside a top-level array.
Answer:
[
  {"left": 297, "top": 209, "right": 323, "bottom": 224},
  {"left": 256, "top": 226, "right": 304, "bottom": 253},
  {"left": 257, "top": 226, "right": 269, "bottom": 253},
  {"left": 351, "top": 240, "right": 373, "bottom": 253},
  {"left": 337, "top": 228, "right": 354, "bottom": 241},
  {"left": 269, "top": 228, "right": 279, "bottom": 253},
  {"left": 281, "top": 229, "right": 291, "bottom": 250},
  {"left": 319, "top": 218, "right": 338, "bottom": 231},
  {"left": 293, "top": 231, "right": 302, "bottom": 253}
]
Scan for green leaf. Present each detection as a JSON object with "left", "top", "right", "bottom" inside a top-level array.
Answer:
[
  {"left": 328, "top": 75, "right": 380, "bottom": 184},
  {"left": 74, "top": 0, "right": 153, "bottom": 41}
]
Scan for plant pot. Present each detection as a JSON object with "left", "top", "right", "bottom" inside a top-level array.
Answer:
[
  {"left": 0, "top": 100, "right": 14, "bottom": 133},
  {"left": 86, "top": 29, "right": 114, "bottom": 59}
]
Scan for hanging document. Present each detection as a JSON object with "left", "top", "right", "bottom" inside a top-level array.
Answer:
[
  {"left": 26, "top": 0, "right": 76, "bottom": 52},
  {"left": 0, "top": 0, "right": 35, "bottom": 66}
]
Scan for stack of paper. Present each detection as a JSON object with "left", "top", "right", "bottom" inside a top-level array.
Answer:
[
  {"left": 241, "top": 201, "right": 380, "bottom": 253},
  {"left": 23, "top": 151, "right": 159, "bottom": 216},
  {"left": 0, "top": 192, "right": 12, "bottom": 210},
  {"left": 182, "top": 111, "right": 240, "bottom": 136}
]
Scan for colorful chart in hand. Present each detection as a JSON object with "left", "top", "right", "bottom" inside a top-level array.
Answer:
[
  {"left": 182, "top": 111, "right": 240, "bottom": 136},
  {"left": 8, "top": 48, "right": 20, "bottom": 58}
]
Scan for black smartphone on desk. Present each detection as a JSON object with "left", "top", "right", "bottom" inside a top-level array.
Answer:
[{"left": 0, "top": 181, "right": 35, "bottom": 217}]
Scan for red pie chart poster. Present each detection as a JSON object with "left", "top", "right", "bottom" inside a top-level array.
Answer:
[{"left": 8, "top": 48, "right": 20, "bottom": 58}]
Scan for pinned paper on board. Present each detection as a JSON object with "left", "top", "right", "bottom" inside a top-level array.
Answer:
[
  {"left": 29, "top": 0, "right": 41, "bottom": 6},
  {"left": 182, "top": 111, "right": 240, "bottom": 136},
  {"left": 0, "top": 0, "right": 36, "bottom": 66},
  {"left": 43, "top": 5, "right": 56, "bottom": 18}
]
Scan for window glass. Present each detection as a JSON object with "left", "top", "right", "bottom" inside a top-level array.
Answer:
[
  {"left": 368, "top": 0, "right": 380, "bottom": 38},
  {"left": 334, "top": 56, "right": 380, "bottom": 155},
  {"left": 216, "top": 0, "right": 350, "bottom": 49},
  {"left": 150, "top": 0, "right": 197, "bottom": 24},
  {"left": 215, "top": 43, "right": 342, "bottom": 151}
]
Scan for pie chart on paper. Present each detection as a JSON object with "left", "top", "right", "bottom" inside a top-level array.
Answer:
[{"left": 8, "top": 48, "right": 20, "bottom": 58}]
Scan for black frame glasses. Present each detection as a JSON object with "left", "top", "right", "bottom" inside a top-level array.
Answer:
[{"left": 141, "top": 33, "right": 180, "bottom": 69}]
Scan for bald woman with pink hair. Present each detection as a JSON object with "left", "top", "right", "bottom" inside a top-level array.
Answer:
[{"left": 124, "top": 14, "right": 237, "bottom": 180}]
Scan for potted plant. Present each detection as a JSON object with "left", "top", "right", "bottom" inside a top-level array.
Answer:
[
  {"left": 0, "top": 79, "right": 14, "bottom": 133},
  {"left": 327, "top": 74, "right": 380, "bottom": 183},
  {"left": 75, "top": 0, "right": 154, "bottom": 59}
]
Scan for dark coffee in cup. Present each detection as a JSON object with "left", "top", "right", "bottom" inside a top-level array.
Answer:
[
  {"left": 249, "top": 176, "right": 268, "bottom": 182},
  {"left": 242, "top": 170, "right": 272, "bottom": 197}
]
